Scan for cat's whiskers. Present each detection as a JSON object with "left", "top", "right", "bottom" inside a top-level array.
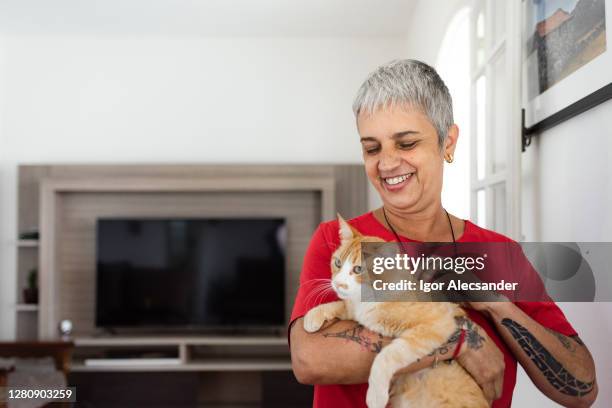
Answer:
[
  {"left": 304, "top": 280, "right": 334, "bottom": 305},
  {"left": 304, "top": 282, "right": 332, "bottom": 303},
  {"left": 313, "top": 285, "right": 336, "bottom": 307}
]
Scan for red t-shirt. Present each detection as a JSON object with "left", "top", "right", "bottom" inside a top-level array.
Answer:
[{"left": 289, "top": 212, "right": 577, "bottom": 408}]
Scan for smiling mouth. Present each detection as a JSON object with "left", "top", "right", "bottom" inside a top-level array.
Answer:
[{"left": 382, "top": 173, "right": 414, "bottom": 186}]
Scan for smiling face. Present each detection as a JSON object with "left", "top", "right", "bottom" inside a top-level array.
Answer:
[{"left": 357, "top": 105, "right": 457, "bottom": 213}]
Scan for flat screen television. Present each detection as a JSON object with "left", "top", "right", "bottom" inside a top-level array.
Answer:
[{"left": 96, "top": 218, "right": 286, "bottom": 332}]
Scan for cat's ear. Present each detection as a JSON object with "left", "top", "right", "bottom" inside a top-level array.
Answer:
[{"left": 337, "top": 213, "right": 361, "bottom": 241}]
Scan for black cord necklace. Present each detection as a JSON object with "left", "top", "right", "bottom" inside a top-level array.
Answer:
[{"left": 382, "top": 207, "right": 457, "bottom": 254}]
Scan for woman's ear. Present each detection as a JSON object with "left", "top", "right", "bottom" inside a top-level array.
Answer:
[{"left": 444, "top": 124, "right": 459, "bottom": 157}]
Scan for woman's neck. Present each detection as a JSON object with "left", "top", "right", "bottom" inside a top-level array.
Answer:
[{"left": 376, "top": 204, "right": 456, "bottom": 242}]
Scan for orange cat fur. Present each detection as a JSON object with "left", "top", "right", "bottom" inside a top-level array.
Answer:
[{"left": 303, "top": 216, "right": 489, "bottom": 408}]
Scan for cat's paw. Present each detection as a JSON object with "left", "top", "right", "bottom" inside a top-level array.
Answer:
[
  {"left": 366, "top": 384, "right": 390, "bottom": 408},
  {"left": 303, "top": 310, "right": 325, "bottom": 333}
]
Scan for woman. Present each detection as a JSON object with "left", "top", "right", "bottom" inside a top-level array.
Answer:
[{"left": 289, "top": 60, "right": 597, "bottom": 407}]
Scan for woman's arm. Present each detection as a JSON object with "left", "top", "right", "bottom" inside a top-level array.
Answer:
[
  {"left": 290, "top": 316, "right": 505, "bottom": 403},
  {"left": 473, "top": 302, "right": 597, "bottom": 408},
  {"left": 290, "top": 318, "right": 390, "bottom": 384}
]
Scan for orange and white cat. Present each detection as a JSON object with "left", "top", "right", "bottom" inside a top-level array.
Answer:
[{"left": 303, "top": 216, "right": 489, "bottom": 408}]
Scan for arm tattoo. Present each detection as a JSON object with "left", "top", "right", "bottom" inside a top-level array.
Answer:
[
  {"left": 545, "top": 328, "right": 577, "bottom": 352},
  {"left": 501, "top": 318, "right": 594, "bottom": 397},
  {"left": 571, "top": 335, "right": 585, "bottom": 346},
  {"left": 452, "top": 316, "right": 485, "bottom": 350},
  {"left": 323, "top": 323, "right": 384, "bottom": 353},
  {"left": 426, "top": 316, "right": 485, "bottom": 360}
]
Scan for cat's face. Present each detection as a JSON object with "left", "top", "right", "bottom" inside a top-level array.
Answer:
[{"left": 330, "top": 216, "right": 384, "bottom": 301}]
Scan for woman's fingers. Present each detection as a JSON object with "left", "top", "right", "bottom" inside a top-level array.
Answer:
[
  {"left": 494, "top": 373, "right": 504, "bottom": 401},
  {"left": 454, "top": 319, "right": 505, "bottom": 404},
  {"left": 481, "top": 381, "right": 496, "bottom": 405}
]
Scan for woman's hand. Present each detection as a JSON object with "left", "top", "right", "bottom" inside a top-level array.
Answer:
[
  {"left": 392, "top": 317, "right": 505, "bottom": 404},
  {"left": 455, "top": 318, "right": 505, "bottom": 405}
]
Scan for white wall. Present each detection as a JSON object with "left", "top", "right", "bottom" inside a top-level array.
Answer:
[
  {"left": 0, "top": 35, "right": 404, "bottom": 338},
  {"left": 520, "top": 99, "right": 612, "bottom": 407},
  {"left": 405, "top": 0, "right": 610, "bottom": 406}
]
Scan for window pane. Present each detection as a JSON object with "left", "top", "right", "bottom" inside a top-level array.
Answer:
[
  {"left": 493, "top": 183, "right": 506, "bottom": 233},
  {"left": 476, "top": 11, "right": 485, "bottom": 66},
  {"left": 491, "top": 0, "right": 506, "bottom": 46},
  {"left": 476, "top": 75, "right": 486, "bottom": 179},
  {"left": 492, "top": 53, "right": 507, "bottom": 174},
  {"left": 477, "top": 189, "right": 486, "bottom": 228}
]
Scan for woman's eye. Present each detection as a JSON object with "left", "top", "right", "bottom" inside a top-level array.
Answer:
[
  {"left": 364, "top": 147, "right": 380, "bottom": 155},
  {"left": 353, "top": 266, "right": 363, "bottom": 275},
  {"left": 334, "top": 258, "right": 342, "bottom": 268},
  {"left": 399, "top": 142, "right": 416, "bottom": 149}
]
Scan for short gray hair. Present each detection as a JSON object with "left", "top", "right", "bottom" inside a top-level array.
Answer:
[{"left": 352, "top": 59, "right": 453, "bottom": 147}]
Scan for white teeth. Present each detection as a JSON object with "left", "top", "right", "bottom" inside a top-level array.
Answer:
[{"left": 385, "top": 174, "right": 412, "bottom": 185}]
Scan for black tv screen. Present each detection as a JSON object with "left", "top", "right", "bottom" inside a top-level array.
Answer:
[{"left": 96, "top": 218, "right": 286, "bottom": 330}]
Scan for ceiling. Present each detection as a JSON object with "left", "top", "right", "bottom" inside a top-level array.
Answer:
[{"left": 0, "top": 0, "right": 417, "bottom": 37}]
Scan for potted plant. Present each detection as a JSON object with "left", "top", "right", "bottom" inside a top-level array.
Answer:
[{"left": 23, "top": 267, "right": 38, "bottom": 304}]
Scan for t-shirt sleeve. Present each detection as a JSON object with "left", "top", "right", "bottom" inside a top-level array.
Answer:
[
  {"left": 510, "top": 243, "right": 578, "bottom": 337},
  {"left": 289, "top": 223, "right": 339, "bottom": 327},
  {"left": 515, "top": 301, "right": 578, "bottom": 336}
]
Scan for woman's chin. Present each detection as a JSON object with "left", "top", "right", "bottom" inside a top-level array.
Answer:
[{"left": 378, "top": 188, "right": 419, "bottom": 209}]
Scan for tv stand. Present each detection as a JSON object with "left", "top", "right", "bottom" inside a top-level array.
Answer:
[
  {"left": 71, "top": 335, "right": 290, "bottom": 372},
  {"left": 68, "top": 334, "right": 310, "bottom": 407}
]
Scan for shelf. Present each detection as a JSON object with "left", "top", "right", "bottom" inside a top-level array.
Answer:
[
  {"left": 71, "top": 335, "right": 290, "bottom": 372},
  {"left": 71, "top": 357, "right": 292, "bottom": 372},
  {"left": 14, "top": 304, "right": 39, "bottom": 312},
  {"left": 74, "top": 335, "right": 287, "bottom": 347},
  {"left": 15, "top": 239, "right": 39, "bottom": 248}
]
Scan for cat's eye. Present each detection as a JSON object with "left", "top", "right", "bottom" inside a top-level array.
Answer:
[
  {"left": 353, "top": 266, "right": 363, "bottom": 275},
  {"left": 334, "top": 258, "right": 342, "bottom": 268}
]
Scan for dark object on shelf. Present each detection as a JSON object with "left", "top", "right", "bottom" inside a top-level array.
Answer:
[
  {"left": 23, "top": 288, "right": 38, "bottom": 304},
  {"left": 23, "top": 268, "right": 38, "bottom": 304},
  {"left": 96, "top": 218, "right": 286, "bottom": 332},
  {"left": 18, "top": 230, "right": 39, "bottom": 240}
]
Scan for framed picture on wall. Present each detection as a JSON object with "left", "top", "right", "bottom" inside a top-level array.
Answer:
[{"left": 522, "top": 0, "right": 612, "bottom": 136}]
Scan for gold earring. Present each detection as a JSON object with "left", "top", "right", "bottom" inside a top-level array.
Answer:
[{"left": 445, "top": 153, "right": 454, "bottom": 163}]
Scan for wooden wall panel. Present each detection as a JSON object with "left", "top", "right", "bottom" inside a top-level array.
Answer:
[{"left": 16, "top": 164, "right": 368, "bottom": 339}]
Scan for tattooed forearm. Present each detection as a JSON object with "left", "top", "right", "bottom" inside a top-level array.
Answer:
[
  {"left": 545, "top": 327, "right": 577, "bottom": 352},
  {"left": 323, "top": 323, "right": 384, "bottom": 353},
  {"left": 423, "top": 316, "right": 485, "bottom": 361},
  {"left": 453, "top": 316, "right": 485, "bottom": 350},
  {"left": 501, "top": 318, "right": 594, "bottom": 397}
]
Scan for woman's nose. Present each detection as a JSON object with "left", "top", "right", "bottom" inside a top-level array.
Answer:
[{"left": 378, "top": 150, "right": 401, "bottom": 172}]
